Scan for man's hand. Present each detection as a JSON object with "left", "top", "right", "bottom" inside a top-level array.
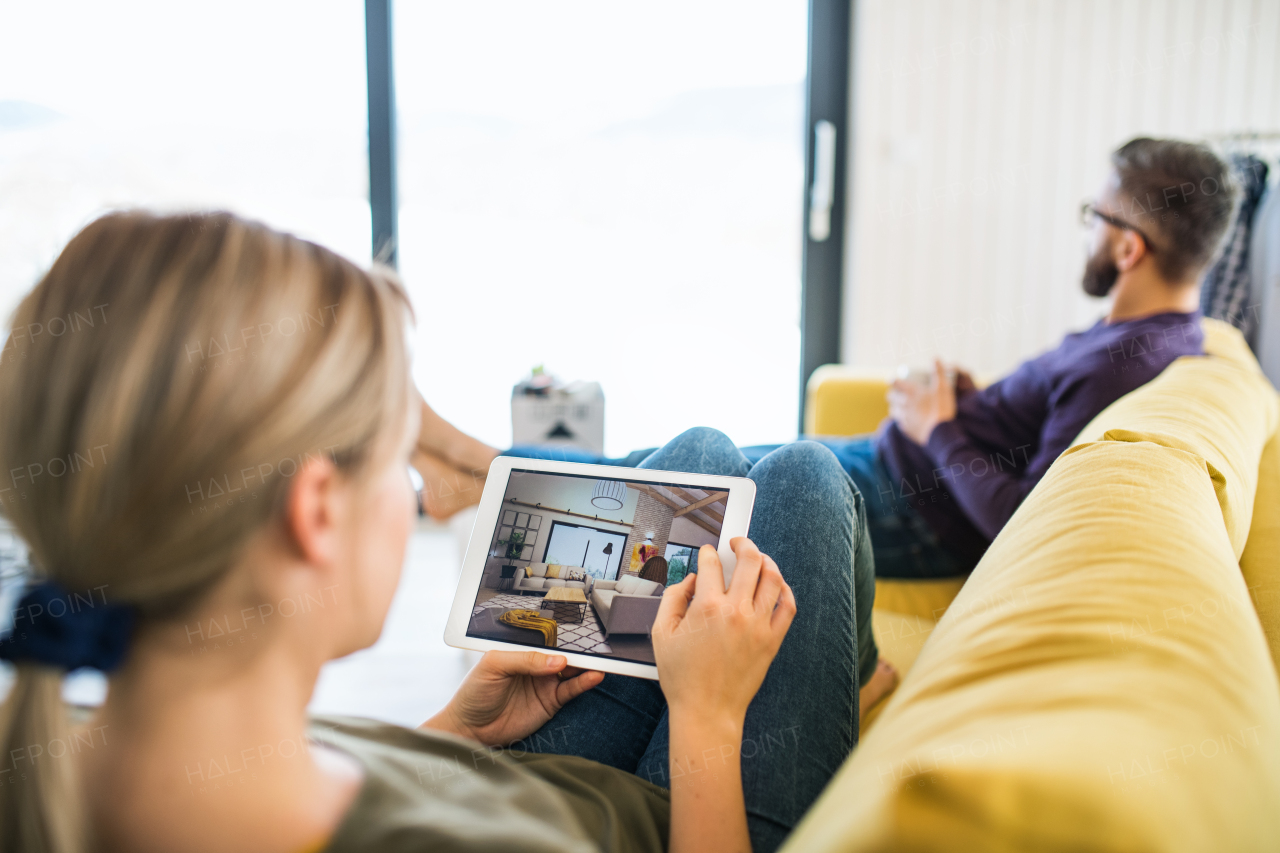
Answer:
[
  {"left": 423, "top": 651, "right": 603, "bottom": 746},
  {"left": 888, "top": 359, "right": 957, "bottom": 445}
]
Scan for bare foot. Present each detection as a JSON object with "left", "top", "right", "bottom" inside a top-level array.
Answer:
[
  {"left": 412, "top": 449, "right": 489, "bottom": 520},
  {"left": 859, "top": 658, "right": 899, "bottom": 720}
]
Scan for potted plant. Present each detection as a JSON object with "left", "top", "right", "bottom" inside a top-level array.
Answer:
[{"left": 499, "top": 529, "right": 526, "bottom": 560}]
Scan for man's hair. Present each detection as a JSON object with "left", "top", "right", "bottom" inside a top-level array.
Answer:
[{"left": 1109, "top": 137, "right": 1238, "bottom": 283}]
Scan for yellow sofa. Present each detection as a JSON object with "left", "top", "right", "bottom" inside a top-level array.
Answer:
[{"left": 784, "top": 319, "right": 1280, "bottom": 851}]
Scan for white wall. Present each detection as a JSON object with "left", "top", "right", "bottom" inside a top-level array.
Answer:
[
  {"left": 669, "top": 515, "right": 719, "bottom": 547},
  {"left": 493, "top": 472, "right": 636, "bottom": 569},
  {"left": 504, "top": 471, "right": 640, "bottom": 522},
  {"left": 844, "top": 0, "right": 1280, "bottom": 376}
]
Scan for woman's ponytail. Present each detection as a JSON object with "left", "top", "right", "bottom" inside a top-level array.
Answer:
[{"left": 0, "top": 666, "right": 85, "bottom": 853}]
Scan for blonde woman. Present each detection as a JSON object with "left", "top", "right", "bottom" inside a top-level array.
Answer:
[{"left": 0, "top": 212, "right": 866, "bottom": 853}]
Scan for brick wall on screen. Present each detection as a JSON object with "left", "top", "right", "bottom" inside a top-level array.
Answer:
[{"left": 622, "top": 491, "right": 674, "bottom": 575}]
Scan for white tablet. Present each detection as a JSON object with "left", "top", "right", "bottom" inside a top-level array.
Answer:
[{"left": 444, "top": 456, "right": 756, "bottom": 680}]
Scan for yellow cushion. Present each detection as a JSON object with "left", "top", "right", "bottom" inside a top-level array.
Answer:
[
  {"left": 1241, "top": 428, "right": 1280, "bottom": 675},
  {"left": 545, "top": 565, "right": 561, "bottom": 579},
  {"left": 1072, "top": 319, "right": 1278, "bottom": 557},
  {"left": 785, "top": 440, "right": 1280, "bottom": 852},
  {"left": 804, "top": 366, "right": 890, "bottom": 436},
  {"left": 804, "top": 367, "right": 995, "bottom": 437},
  {"left": 873, "top": 577, "right": 966, "bottom": 623},
  {"left": 862, "top": 610, "right": 938, "bottom": 736},
  {"left": 861, "top": 319, "right": 1279, "bottom": 733},
  {"left": 863, "top": 578, "right": 976, "bottom": 736}
]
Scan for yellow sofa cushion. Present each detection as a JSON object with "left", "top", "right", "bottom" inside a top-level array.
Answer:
[
  {"left": 1072, "top": 319, "right": 1278, "bottom": 557},
  {"left": 862, "top": 610, "right": 938, "bottom": 736},
  {"left": 785, "top": 439, "right": 1280, "bottom": 852},
  {"left": 863, "top": 319, "right": 1279, "bottom": 709},
  {"left": 805, "top": 366, "right": 891, "bottom": 436},
  {"left": 1241, "top": 428, "right": 1280, "bottom": 675},
  {"left": 871, "top": 577, "right": 966, "bottom": 620},
  {"left": 863, "top": 577, "right": 979, "bottom": 735}
]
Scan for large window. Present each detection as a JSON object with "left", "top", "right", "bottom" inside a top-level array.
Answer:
[
  {"left": 394, "top": 0, "right": 808, "bottom": 454},
  {"left": 543, "top": 521, "right": 628, "bottom": 580},
  {"left": 664, "top": 542, "right": 697, "bottom": 586},
  {"left": 0, "top": 1, "right": 370, "bottom": 323}
]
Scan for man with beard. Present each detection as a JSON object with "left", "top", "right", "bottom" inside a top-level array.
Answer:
[
  {"left": 410, "top": 137, "right": 1238, "bottom": 704},
  {"left": 866, "top": 137, "right": 1237, "bottom": 578}
]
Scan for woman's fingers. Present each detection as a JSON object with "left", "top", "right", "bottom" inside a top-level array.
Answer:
[
  {"left": 752, "top": 554, "right": 785, "bottom": 616},
  {"left": 694, "top": 544, "right": 726, "bottom": 599},
  {"left": 654, "top": 572, "right": 696, "bottom": 637},
  {"left": 771, "top": 578, "right": 797, "bottom": 634},
  {"left": 554, "top": 669, "right": 604, "bottom": 706},
  {"left": 727, "top": 537, "right": 763, "bottom": 603},
  {"left": 482, "top": 649, "right": 566, "bottom": 677}
]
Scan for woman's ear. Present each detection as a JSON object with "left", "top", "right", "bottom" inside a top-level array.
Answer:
[{"left": 284, "top": 456, "right": 345, "bottom": 567}]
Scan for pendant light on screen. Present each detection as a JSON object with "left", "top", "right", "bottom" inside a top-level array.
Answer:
[{"left": 591, "top": 479, "right": 625, "bottom": 510}]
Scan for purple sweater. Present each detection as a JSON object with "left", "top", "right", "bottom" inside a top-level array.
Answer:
[{"left": 876, "top": 311, "right": 1204, "bottom": 565}]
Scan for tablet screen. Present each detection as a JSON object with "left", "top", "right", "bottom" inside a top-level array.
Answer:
[{"left": 464, "top": 468, "right": 731, "bottom": 666}]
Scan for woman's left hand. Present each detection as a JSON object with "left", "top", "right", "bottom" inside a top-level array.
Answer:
[{"left": 423, "top": 651, "right": 604, "bottom": 746}]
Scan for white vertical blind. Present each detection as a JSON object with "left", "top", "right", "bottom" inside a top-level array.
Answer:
[{"left": 844, "top": 0, "right": 1280, "bottom": 375}]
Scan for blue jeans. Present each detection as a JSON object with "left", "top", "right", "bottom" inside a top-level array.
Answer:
[
  {"left": 741, "top": 438, "right": 968, "bottom": 579},
  {"left": 512, "top": 427, "right": 871, "bottom": 853},
  {"left": 508, "top": 436, "right": 966, "bottom": 579}
]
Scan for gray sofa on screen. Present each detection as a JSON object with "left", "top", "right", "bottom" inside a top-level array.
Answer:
[
  {"left": 590, "top": 574, "right": 664, "bottom": 637},
  {"left": 513, "top": 562, "right": 592, "bottom": 595}
]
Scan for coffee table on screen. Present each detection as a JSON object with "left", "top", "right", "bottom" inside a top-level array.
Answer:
[{"left": 543, "top": 587, "right": 588, "bottom": 624}]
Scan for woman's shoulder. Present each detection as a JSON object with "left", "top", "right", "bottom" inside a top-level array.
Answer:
[
  {"left": 310, "top": 716, "right": 595, "bottom": 853},
  {"left": 309, "top": 716, "right": 666, "bottom": 853}
]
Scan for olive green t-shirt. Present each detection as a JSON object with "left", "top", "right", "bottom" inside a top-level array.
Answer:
[{"left": 313, "top": 716, "right": 670, "bottom": 853}]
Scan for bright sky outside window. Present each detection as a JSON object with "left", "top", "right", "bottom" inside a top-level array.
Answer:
[
  {"left": 395, "top": 0, "right": 808, "bottom": 454},
  {"left": 0, "top": 0, "right": 370, "bottom": 325},
  {"left": 1, "top": 0, "right": 808, "bottom": 457}
]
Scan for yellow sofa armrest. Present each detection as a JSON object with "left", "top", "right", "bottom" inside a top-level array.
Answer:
[
  {"left": 804, "top": 365, "right": 891, "bottom": 437},
  {"left": 804, "top": 365, "right": 995, "bottom": 437},
  {"left": 1242, "top": 427, "right": 1280, "bottom": 676}
]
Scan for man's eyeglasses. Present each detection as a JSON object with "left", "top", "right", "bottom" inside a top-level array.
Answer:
[{"left": 1079, "top": 202, "right": 1158, "bottom": 254}]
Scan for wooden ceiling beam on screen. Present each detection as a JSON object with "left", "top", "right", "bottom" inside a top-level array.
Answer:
[
  {"left": 670, "top": 486, "right": 725, "bottom": 523},
  {"left": 684, "top": 512, "right": 720, "bottom": 536},
  {"left": 673, "top": 491, "right": 729, "bottom": 518},
  {"left": 654, "top": 484, "right": 687, "bottom": 507},
  {"left": 665, "top": 481, "right": 727, "bottom": 507},
  {"left": 631, "top": 484, "right": 682, "bottom": 512}
]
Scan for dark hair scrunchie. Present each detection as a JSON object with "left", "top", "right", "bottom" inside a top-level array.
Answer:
[{"left": 0, "top": 580, "right": 135, "bottom": 672}]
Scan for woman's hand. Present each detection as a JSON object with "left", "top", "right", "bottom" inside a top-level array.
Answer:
[
  {"left": 651, "top": 537, "right": 795, "bottom": 727},
  {"left": 423, "top": 651, "right": 603, "bottom": 746},
  {"left": 653, "top": 537, "right": 796, "bottom": 853}
]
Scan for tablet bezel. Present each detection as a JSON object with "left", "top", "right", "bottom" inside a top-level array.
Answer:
[{"left": 443, "top": 455, "right": 757, "bottom": 680}]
